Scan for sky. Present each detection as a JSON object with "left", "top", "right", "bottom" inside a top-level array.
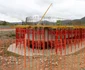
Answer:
[{"left": 0, "top": 0, "right": 85, "bottom": 22}]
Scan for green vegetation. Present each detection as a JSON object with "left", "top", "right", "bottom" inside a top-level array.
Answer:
[
  {"left": 0, "top": 21, "right": 10, "bottom": 25},
  {"left": 0, "top": 21, "right": 18, "bottom": 26},
  {"left": 4, "top": 51, "right": 19, "bottom": 57},
  {"left": 0, "top": 39, "right": 19, "bottom": 57},
  {"left": 0, "top": 30, "right": 18, "bottom": 57},
  {"left": 0, "top": 31, "right": 16, "bottom": 39},
  {"left": 8, "top": 33, "right": 16, "bottom": 38},
  {"left": 56, "top": 20, "right": 62, "bottom": 25}
]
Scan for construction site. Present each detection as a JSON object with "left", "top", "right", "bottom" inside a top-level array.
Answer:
[
  {"left": 0, "top": 24, "right": 85, "bottom": 70},
  {"left": 0, "top": 3, "right": 85, "bottom": 70}
]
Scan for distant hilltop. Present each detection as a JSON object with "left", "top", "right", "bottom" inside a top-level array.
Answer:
[
  {"left": 0, "top": 16, "right": 85, "bottom": 25},
  {"left": 61, "top": 17, "right": 85, "bottom": 25}
]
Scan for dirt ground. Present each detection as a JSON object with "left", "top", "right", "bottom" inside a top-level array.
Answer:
[{"left": 0, "top": 29, "right": 85, "bottom": 70}]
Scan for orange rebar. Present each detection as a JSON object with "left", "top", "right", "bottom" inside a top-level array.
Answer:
[
  {"left": 55, "top": 29, "right": 59, "bottom": 54},
  {"left": 42, "top": 28, "right": 45, "bottom": 53},
  {"left": 59, "top": 29, "right": 63, "bottom": 55},
  {"left": 50, "top": 29, "right": 53, "bottom": 53},
  {"left": 23, "top": 29, "right": 26, "bottom": 68},
  {"left": 62, "top": 29, "right": 66, "bottom": 55},
  {"left": 32, "top": 29, "right": 35, "bottom": 52}
]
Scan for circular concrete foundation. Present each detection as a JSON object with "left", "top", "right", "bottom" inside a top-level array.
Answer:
[{"left": 7, "top": 41, "right": 85, "bottom": 56}]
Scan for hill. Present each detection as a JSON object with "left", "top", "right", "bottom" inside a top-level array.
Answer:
[{"left": 61, "top": 17, "right": 85, "bottom": 25}]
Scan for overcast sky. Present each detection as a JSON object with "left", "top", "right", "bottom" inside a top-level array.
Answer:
[{"left": 0, "top": 0, "right": 85, "bottom": 22}]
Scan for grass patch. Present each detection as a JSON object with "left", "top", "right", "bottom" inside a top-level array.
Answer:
[
  {"left": 4, "top": 51, "right": 19, "bottom": 57},
  {"left": 3, "top": 43, "right": 19, "bottom": 57},
  {"left": 0, "top": 39, "right": 20, "bottom": 57},
  {"left": 8, "top": 33, "right": 16, "bottom": 37}
]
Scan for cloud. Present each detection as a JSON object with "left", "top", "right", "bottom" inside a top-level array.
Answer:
[{"left": 0, "top": 0, "right": 85, "bottom": 22}]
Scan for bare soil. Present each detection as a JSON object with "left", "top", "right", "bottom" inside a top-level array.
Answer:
[{"left": 0, "top": 29, "right": 85, "bottom": 70}]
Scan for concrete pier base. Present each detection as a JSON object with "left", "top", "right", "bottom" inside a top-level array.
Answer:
[{"left": 7, "top": 41, "right": 85, "bottom": 56}]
